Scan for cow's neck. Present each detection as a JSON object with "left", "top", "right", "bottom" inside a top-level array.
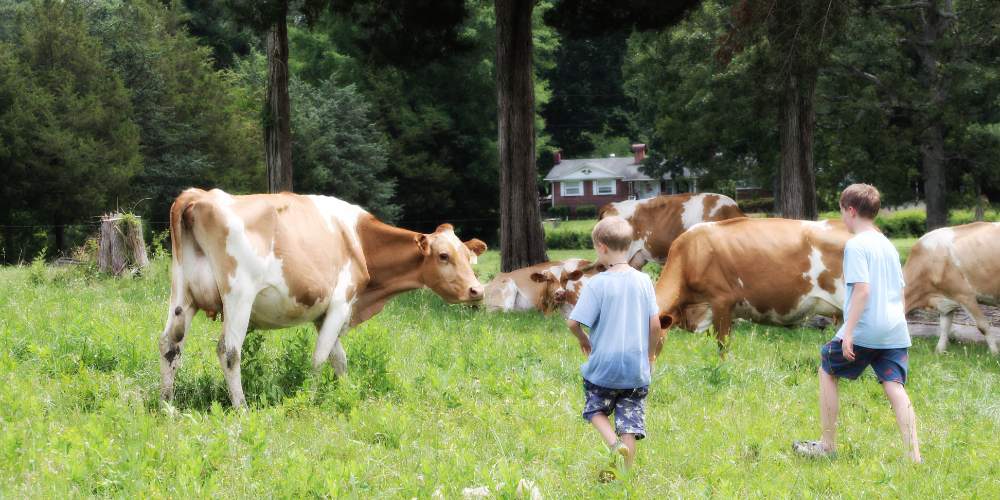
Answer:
[{"left": 352, "top": 216, "right": 427, "bottom": 324}]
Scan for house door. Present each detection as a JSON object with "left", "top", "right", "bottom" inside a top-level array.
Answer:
[{"left": 637, "top": 181, "right": 661, "bottom": 199}]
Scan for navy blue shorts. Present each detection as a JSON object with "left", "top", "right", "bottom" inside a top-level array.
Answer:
[
  {"left": 820, "top": 339, "right": 909, "bottom": 385},
  {"left": 582, "top": 379, "right": 648, "bottom": 439}
]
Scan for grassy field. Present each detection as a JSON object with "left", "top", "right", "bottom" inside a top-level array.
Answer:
[{"left": 2, "top": 255, "right": 999, "bottom": 497}]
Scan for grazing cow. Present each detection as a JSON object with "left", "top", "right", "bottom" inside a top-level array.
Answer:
[
  {"left": 655, "top": 218, "right": 852, "bottom": 351},
  {"left": 484, "top": 259, "right": 605, "bottom": 316},
  {"left": 903, "top": 222, "right": 999, "bottom": 354},
  {"left": 159, "top": 188, "right": 487, "bottom": 407},
  {"left": 599, "top": 193, "right": 745, "bottom": 269}
]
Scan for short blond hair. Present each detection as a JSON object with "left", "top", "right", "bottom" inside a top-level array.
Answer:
[
  {"left": 591, "top": 216, "right": 633, "bottom": 251},
  {"left": 840, "top": 183, "right": 881, "bottom": 219}
]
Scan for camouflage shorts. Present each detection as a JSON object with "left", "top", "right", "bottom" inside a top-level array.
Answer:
[{"left": 582, "top": 379, "right": 648, "bottom": 440}]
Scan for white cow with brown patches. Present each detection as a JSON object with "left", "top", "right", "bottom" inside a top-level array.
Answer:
[
  {"left": 159, "top": 188, "right": 487, "bottom": 407},
  {"left": 903, "top": 222, "right": 1000, "bottom": 354},
  {"left": 599, "top": 193, "right": 746, "bottom": 269},
  {"left": 484, "top": 259, "right": 604, "bottom": 317},
  {"left": 655, "top": 218, "right": 851, "bottom": 352}
]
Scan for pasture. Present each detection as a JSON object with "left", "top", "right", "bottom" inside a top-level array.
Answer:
[{"left": 1, "top": 253, "right": 999, "bottom": 497}]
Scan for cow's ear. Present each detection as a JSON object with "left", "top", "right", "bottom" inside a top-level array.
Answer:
[
  {"left": 659, "top": 313, "right": 674, "bottom": 330},
  {"left": 415, "top": 234, "right": 431, "bottom": 255},
  {"left": 435, "top": 223, "right": 454, "bottom": 233},
  {"left": 568, "top": 270, "right": 583, "bottom": 281},
  {"left": 530, "top": 272, "right": 548, "bottom": 283},
  {"left": 464, "top": 238, "right": 487, "bottom": 256},
  {"left": 596, "top": 264, "right": 608, "bottom": 272}
]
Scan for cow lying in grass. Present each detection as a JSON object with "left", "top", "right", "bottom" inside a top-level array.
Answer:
[
  {"left": 159, "top": 188, "right": 487, "bottom": 407},
  {"left": 903, "top": 222, "right": 999, "bottom": 354},
  {"left": 655, "top": 218, "right": 852, "bottom": 352},
  {"left": 599, "top": 193, "right": 745, "bottom": 269},
  {"left": 484, "top": 259, "right": 605, "bottom": 317}
]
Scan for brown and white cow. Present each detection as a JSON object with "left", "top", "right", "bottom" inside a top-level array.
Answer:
[
  {"left": 484, "top": 258, "right": 604, "bottom": 316},
  {"left": 159, "top": 188, "right": 487, "bottom": 407},
  {"left": 599, "top": 193, "right": 746, "bottom": 269},
  {"left": 903, "top": 222, "right": 999, "bottom": 354},
  {"left": 655, "top": 218, "right": 852, "bottom": 351}
]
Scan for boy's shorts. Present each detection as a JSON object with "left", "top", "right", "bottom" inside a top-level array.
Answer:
[
  {"left": 821, "top": 339, "right": 909, "bottom": 385},
  {"left": 582, "top": 379, "right": 648, "bottom": 439}
]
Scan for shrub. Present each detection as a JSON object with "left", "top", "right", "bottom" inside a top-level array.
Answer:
[
  {"left": 545, "top": 206, "right": 571, "bottom": 219},
  {"left": 574, "top": 205, "right": 598, "bottom": 218},
  {"left": 545, "top": 230, "right": 591, "bottom": 249},
  {"left": 876, "top": 210, "right": 926, "bottom": 238},
  {"left": 739, "top": 197, "right": 774, "bottom": 213}
]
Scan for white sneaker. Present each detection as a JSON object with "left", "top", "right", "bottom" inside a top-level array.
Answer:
[{"left": 792, "top": 440, "right": 835, "bottom": 458}]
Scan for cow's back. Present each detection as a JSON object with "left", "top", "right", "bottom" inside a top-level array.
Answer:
[
  {"left": 170, "top": 189, "right": 368, "bottom": 327},
  {"left": 603, "top": 193, "right": 746, "bottom": 265},
  {"left": 659, "top": 218, "right": 849, "bottom": 326},
  {"left": 905, "top": 222, "right": 1000, "bottom": 309}
]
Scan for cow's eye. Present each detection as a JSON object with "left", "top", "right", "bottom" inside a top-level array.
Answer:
[{"left": 438, "top": 252, "right": 449, "bottom": 261}]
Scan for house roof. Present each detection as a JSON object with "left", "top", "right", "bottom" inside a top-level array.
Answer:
[{"left": 543, "top": 156, "right": 699, "bottom": 182}]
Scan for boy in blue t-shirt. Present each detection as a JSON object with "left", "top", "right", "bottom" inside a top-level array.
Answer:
[
  {"left": 793, "top": 184, "right": 921, "bottom": 463},
  {"left": 566, "top": 216, "right": 663, "bottom": 474}
]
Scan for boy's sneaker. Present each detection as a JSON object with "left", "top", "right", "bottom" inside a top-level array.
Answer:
[
  {"left": 597, "top": 441, "right": 631, "bottom": 483},
  {"left": 792, "top": 440, "right": 835, "bottom": 458}
]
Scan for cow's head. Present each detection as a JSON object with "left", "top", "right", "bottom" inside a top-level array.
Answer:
[
  {"left": 533, "top": 260, "right": 607, "bottom": 313},
  {"left": 560, "top": 260, "right": 606, "bottom": 304},
  {"left": 529, "top": 269, "right": 564, "bottom": 312},
  {"left": 416, "top": 223, "right": 487, "bottom": 303}
]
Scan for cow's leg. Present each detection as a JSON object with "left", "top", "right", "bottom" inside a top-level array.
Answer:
[
  {"left": 159, "top": 303, "right": 195, "bottom": 402},
  {"left": 935, "top": 310, "right": 954, "bottom": 354},
  {"left": 217, "top": 291, "right": 254, "bottom": 408},
  {"left": 959, "top": 300, "right": 998, "bottom": 355},
  {"left": 712, "top": 302, "right": 734, "bottom": 356},
  {"left": 313, "top": 300, "right": 352, "bottom": 375}
]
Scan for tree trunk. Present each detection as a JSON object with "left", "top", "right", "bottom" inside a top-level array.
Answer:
[
  {"left": 921, "top": 124, "right": 948, "bottom": 229},
  {"left": 911, "top": 0, "right": 953, "bottom": 231},
  {"left": 496, "top": 0, "right": 548, "bottom": 272},
  {"left": 265, "top": 14, "right": 293, "bottom": 193},
  {"left": 778, "top": 69, "right": 818, "bottom": 220}
]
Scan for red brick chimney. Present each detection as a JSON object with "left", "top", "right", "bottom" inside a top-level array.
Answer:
[
  {"left": 554, "top": 150, "right": 562, "bottom": 164},
  {"left": 631, "top": 143, "right": 646, "bottom": 164}
]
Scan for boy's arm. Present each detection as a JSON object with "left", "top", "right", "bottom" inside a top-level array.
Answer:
[
  {"left": 565, "top": 319, "right": 591, "bottom": 356},
  {"left": 840, "top": 283, "right": 870, "bottom": 361},
  {"left": 649, "top": 315, "right": 663, "bottom": 362}
]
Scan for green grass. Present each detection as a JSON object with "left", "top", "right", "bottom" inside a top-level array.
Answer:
[{"left": 1, "top": 256, "right": 999, "bottom": 497}]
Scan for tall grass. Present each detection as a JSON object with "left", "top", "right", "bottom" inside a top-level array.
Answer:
[{"left": 1, "top": 255, "right": 998, "bottom": 496}]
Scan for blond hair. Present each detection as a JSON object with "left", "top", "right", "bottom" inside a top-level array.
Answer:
[
  {"left": 839, "top": 183, "right": 881, "bottom": 219},
  {"left": 591, "top": 216, "right": 633, "bottom": 251}
]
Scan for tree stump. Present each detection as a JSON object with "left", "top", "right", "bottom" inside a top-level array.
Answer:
[{"left": 97, "top": 213, "right": 148, "bottom": 276}]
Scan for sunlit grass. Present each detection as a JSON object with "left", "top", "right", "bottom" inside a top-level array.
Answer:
[{"left": 0, "top": 256, "right": 997, "bottom": 496}]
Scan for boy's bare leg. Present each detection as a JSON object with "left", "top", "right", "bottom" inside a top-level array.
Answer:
[
  {"left": 620, "top": 433, "right": 637, "bottom": 467},
  {"left": 590, "top": 414, "right": 619, "bottom": 447},
  {"left": 819, "top": 366, "right": 840, "bottom": 452},
  {"left": 883, "top": 381, "right": 921, "bottom": 462}
]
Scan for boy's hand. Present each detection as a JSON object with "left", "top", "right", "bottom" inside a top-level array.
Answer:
[
  {"left": 842, "top": 334, "right": 856, "bottom": 361},
  {"left": 578, "top": 336, "right": 592, "bottom": 357}
]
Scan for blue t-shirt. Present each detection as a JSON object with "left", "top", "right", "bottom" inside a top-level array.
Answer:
[
  {"left": 569, "top": 268, "right": 659, "bottom": 389},
  {"left": 835, "top": 230, "right": 911, "bottom": 349}
]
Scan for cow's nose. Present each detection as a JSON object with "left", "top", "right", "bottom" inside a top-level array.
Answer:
[
  {"left": 468, "top": 286, "right": 483, "bottom": 299},
  {"left": 554, "top": 290, "right": 566, "bottom": 301}
]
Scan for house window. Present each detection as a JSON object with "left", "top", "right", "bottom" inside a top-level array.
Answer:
[
  {"left": 595, "top": 179, "right": 616, "bottom": 195},
  {"left": 560, "top": 180, "right": 583, "bottom": 197}
]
